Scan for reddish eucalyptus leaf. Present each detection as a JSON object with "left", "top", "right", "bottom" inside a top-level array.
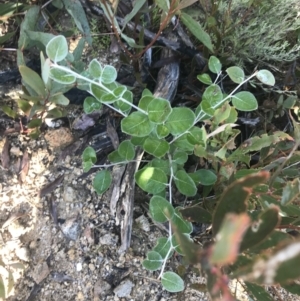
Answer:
[
  {"left": 240, "top": 207, "right": 281, "bottom": 252},
  {"left": 212, "top": 171, "right": 269, "bottom": 235},
  {"left": 210, "top": 213, "right": 251, "bottom": 265}
]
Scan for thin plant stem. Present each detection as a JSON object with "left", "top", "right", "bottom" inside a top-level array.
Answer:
[{"left": 51, "top": 63, "right": 148, "bottom": 115}]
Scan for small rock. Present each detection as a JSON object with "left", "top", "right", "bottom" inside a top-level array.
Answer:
[
  {"left": 10, "top": 146, "right": 22, "bottom": 156},
  {"left": 76, "top": 262, "right": 82, "bottom": 272},
  {"left": 63, "top": 186, "right": 77, "bottom": 203},
  {"left": 15, "top": 247, "right": 30, "bottom": 262},
  {"left": 76, "top": 291, "right": 84, "bottom": 301},
  {"left": 32, "top": 262, "right": 50, "bottom": 284},
  {"left": 44, "top": 127, "right": 74, "bottom": 149},
  {"left": 59, "top": 216, "right": 81, "bottom": 241},
  {"left": 113, "top": 279, "right": 134, "bottom": 298},
  {"left": 135, "top": 215, "right": 150, "bottom": 232},
  {"left": 99, "top": 233, "right": 118, "bottom": 246}
]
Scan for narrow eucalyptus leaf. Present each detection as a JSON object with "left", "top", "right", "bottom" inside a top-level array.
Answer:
[
  {"left": 19, "top": 65, "right": 46, "bottom": 96},
  {"left": 180, "top": 12, "right": 213, "bottom": 52}
]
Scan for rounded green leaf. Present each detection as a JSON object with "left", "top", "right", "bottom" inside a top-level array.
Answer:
[
  {"left": 153, "top": 237, "right": 173, "bottom": 259},
  {"left": 93, "top": 170, "right": 112, "bottom": 194},
  {"left": 89, "top": 59, "right": 102, "bottom": 78},
  {"left": 174, "top": 170, "right": 197, "bottom": 197},
  {"left": 83, "top": 96, "right": 102, "bottom": 114},
  {"left": 148, "top": 98, "right": 172, "bottom": 124},
  {"left": 101, "top": 65, "right": 117, "bottom": 84},
  {"left": 150, "top": 158, "right": 172, "bottom": 176},
  {"left": 46, "top": 35, "right": 68, "bottom": 63},
  {"left": 121, "top": 112, "right": 154, "bottom": 137},
  {"left": 82, "top": 146, "right": 97, "bottom": 163},
  {"left": 171, "top": 207, "right": 193, "bottom": 234},
  {"left": 149, "top": 195, "right": 175, "bottom": 222},
  {"left": 113, "top": 86, "right": 127, "bottom": 98},
  {"left": 108, "top": 150, "right": 124, "bottom": 163},
  {"left": 142, "top": 251, "right": 163, "bottom": 271},
  {"left": 138, "top": 95, "right": 153, "bottom": 111},
  {"left": 226, "top": 66, "right": 245, "bottom": 84},
  {"left": 156, "top": 124, "right": 170, "bottom": 139},
  {"left": 100, "top": 92, "right": 117, "bottom": 103},
  {"left": 200, "top": 84, "right": 223, "bottom": 116},
  {"left": 82, "top": 146, "right": 97, "bottom": 172},
  {"left": 135, "top": 167, "right": 167, "bottom": 194},
  {"left": 49, "top": 68, "right": 76, "bottom": 84},
  {"left": 161, "top": 272, "right": 184, "bottom": 293},
  {"left": 165, "top": 107, "right": 195, "bottom": 135},
  {"left": 118, "top": 140, "right": 135, "bottom": 161},
  {"left": 197, "top": 73, "right": 213, "bottom": 85},
  {"left": 171, "top": 233, "right": 194, "bottom": 255},
  {"left": 90, "top": 84, "right": 106, "bottom": 101},
  {"left": 256, "top": 69, "right": 275, "bottom": 86},
  {"left": 143, "top": 137, "right": 169, "bottom": 158},
  {"left": 232, "top": 91, "right": 258, "bottom": 111},
  {"left": 208, "top": 56, "right": 222, "bottom": 74},
  {"left": 172, "top": 151, "right": 188, "bottom": 165},
  {"left": 189, "top": 169, "right": 217, "bottom": 185},
  {"left": 187, "top": 126, "right": 206, "bottom": 146},
  {"left": 131, "top": 136, "right": 147, "bottom": 146},
  {"left": 114, "top": 90, "right": 133, "bottom": 114}
]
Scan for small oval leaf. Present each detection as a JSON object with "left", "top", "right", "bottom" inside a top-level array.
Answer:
[
  {"left": 149, "top": 195, "right": 175, "bottom": 222},
  {"left": 256, "top": 69, "right": 275, "bottom": 86},
  {"left": 46, "top": 35, "right": 68, "bottom": 63},
  {"left": 226, "top": 66, "right": 245, "bottom": 84},
  {"left": 232, "top": 91, "right": 258, "bottom": 111},
  {"left": 161, "top": 272, "right": 184, "bottom": 293},
  {"left": 93, "top": 170, "right": 112, "bottom": 194}
]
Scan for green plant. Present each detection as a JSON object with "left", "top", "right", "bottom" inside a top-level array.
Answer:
[
  {"left": 41, "top": 34, "right": 300, "bottom": 298},
  {"left": 185, "top": 0, "right": 300, "bottom": 66}
]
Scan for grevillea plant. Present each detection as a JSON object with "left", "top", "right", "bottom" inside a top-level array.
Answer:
[{"left": 41, "top": 35, "right": 300, "bottom": 299}]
